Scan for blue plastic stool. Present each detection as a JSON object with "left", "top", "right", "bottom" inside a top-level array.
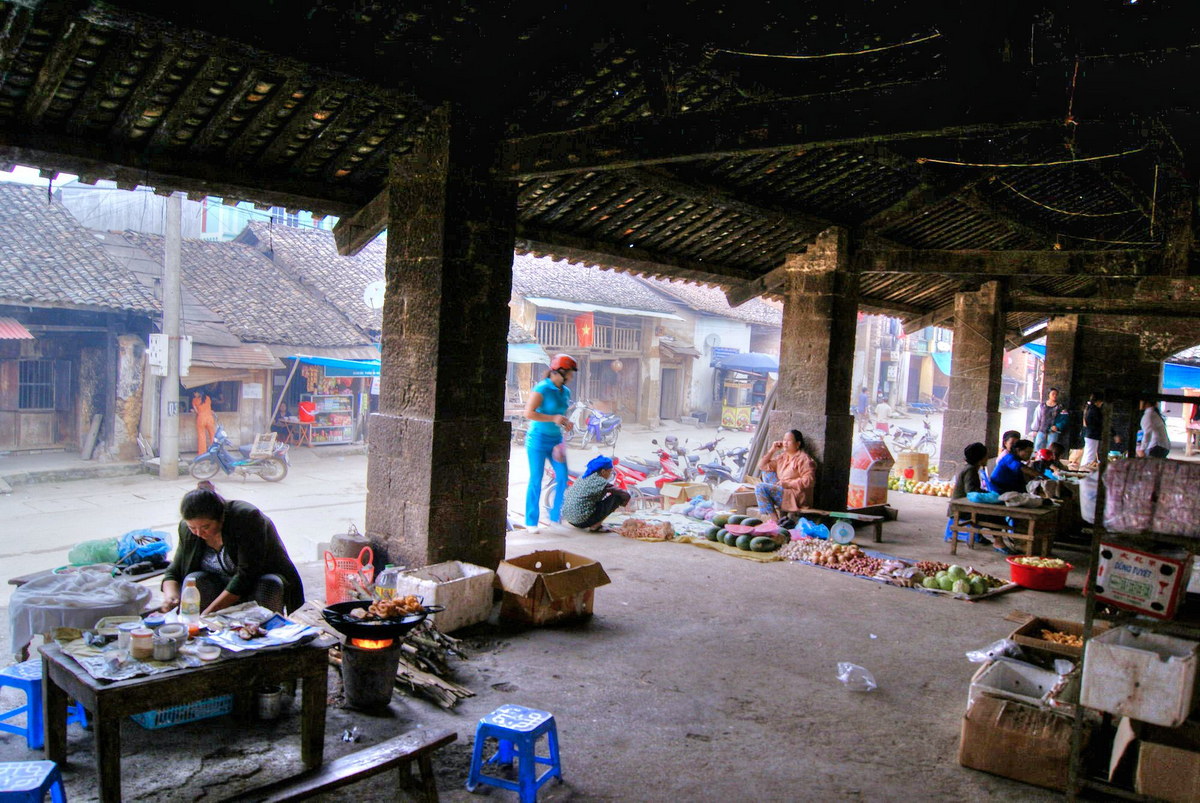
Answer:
[
  {"left": 0, "top": 761, "right": 66, "bottom": 802},
  {"left": 466, "top": 704, "right": 562, "bottom": 802},
  {"left": 0, "top": 660, "right": 88, "bottom": 751}
]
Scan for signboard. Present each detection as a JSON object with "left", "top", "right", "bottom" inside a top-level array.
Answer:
[
  {"left": 147, "top": 334, "right": 192, "bottom": 377},
  {"left": 242, "top": 383, "right": 263, "bottom": 399},
  {"left": 710, "top": 346, "right": 739, "bottom": 368}
]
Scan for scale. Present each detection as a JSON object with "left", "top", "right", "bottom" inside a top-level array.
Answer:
[{"left": 829, "top": 521, "right": 856, "bottom": 545}]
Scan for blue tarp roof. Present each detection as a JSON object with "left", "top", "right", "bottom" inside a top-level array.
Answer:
[
  {"left": 507, "top": 342, "right": 550, "bottom": 364},
  {"left": 932, "top": 351, "right": 951, "bottom": 376},
  {"left": 1022, "top": 343, "right": 1046, "bottom": 359},
  {"left": 715, "top": 352, "right": 779, "bottom": 374},
  {"left": 1163, "top": 361, "right": 1200, "bottom": 391},
  {"left": 288, "top": 355, "right": 380, "bottom": 377}
]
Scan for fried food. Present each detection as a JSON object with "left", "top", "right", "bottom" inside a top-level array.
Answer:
[
  {"left": 1040, "top": 629, "right": 1084, "bottom": 648},
  {"left": 367, "top": 594, "right": 422, "bottom": 619}
]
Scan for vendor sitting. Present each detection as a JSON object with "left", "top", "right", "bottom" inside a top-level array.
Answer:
[
  {"left": 988, "top": 438, "right": 1042, "bottom": 495},
  {"left": 952, "top": 442, "right": 989, "bottom": 499},
  {"left": 561, "top": 456, "right": 631, "bottom": 531},
  {"left": 755, "top": 429, "right": 816, "bottom": 522},
  {"left": 160, "top": 481, "right": 304, "bottom": 615}
]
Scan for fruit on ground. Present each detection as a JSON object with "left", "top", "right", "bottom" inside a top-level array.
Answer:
[
  {"left": 728, "top": 514, "right": 746, "bottom": 525},
  {"left": 735, "top": 534, "right": 754, "bottom": 550},
  {"left": 705, "top": 526, "right": 721, "bottom": 541},
  {"left": 749, "top": 536, "right": 779, "bottom": 552}
]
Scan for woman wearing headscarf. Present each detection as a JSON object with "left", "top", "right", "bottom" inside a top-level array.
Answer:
[{"left": 560, "top": 455, "right": 630, "bottom": 532}]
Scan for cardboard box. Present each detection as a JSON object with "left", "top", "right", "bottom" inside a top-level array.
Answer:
[
  {"left": 1095, "top": 542, "right": 1193, "bottom": 620},
  {"left": 495, "top": 550, "right": 611, "bottom": 626},
  {"left": 1009, "top": 616, "right": 1112, "bottom": 659},
  {"left": 727, "top": 490, "right": 759, "bottom": 512},
  {"left": 968, "top": 658, "right": 1060, "bottom": 710},
  {"left": 393, "top": 561, "right": 495, "bottom": 633},
  {"left": 1110, "top": 717, "right": 1200, "bottom": 803},
  {"left": 712, "top": 480, "right": 753, "bottom": 506},
  {"left": 660, "top": 482, "right": 711, "bottom": 502},
  {"left": 958, "top": 694, "right": 1080, "bottom": 791},
  {"left": 1080, "top": 626, "right": 1200, "bottom": 727}
]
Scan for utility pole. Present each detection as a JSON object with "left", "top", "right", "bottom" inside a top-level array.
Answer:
[{"left": 159, "top": 193, "right": 181, "bottom": 479}]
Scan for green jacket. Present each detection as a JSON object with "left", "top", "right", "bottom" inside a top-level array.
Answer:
[{"left": 164, "top": 500, "right": 305, "bottom": 612}]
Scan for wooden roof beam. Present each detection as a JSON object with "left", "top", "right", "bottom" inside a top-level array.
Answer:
[
  {"left": 1008, "top": 293, "right": 1200, "bottom": 318},
  {"left": 903, "top": 303, "right": 956, "bottom": 335},
  {"left": 333, "top": 187, "right": 388, "bottom": 257},
  {"left": 855, "top": 249, "right": 1162, "bottom": 277}
]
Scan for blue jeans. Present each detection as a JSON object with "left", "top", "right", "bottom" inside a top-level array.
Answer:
[
  {"left": 1033, "top": 431, "right": 1059, "bottom": 452},
  {"left": 526, "top": 429, "right": 567, "bottom": 526}
]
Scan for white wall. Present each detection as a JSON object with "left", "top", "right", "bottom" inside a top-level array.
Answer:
[{"left": 691, "top": 317, "right": 753, "bottom": 413}]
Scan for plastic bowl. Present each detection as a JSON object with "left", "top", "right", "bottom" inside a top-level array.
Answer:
[
  {"left": 196, "top": 645, "right": 221, "bottom": 661},
  {"left": 1007, "top": 557, "right": 1072, "bottom": 591}
]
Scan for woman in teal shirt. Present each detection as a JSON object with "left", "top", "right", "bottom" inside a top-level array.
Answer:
[{"left": 523, "top": 354, "right": 577, "bottom": 532}]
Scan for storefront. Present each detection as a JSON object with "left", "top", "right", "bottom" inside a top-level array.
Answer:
[{"left": 274, "top": 355, "right": 380, "bottom": 446}]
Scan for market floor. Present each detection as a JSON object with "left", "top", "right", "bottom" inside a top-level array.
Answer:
[{"left": 0, "top": 490, "right": 1084, "bottom": 801}]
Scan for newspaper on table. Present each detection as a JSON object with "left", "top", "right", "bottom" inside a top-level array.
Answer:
[{"left": 202, "top": 603, "right": 317, "bottom": 653}]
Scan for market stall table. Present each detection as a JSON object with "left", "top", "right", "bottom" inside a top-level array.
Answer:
[
  {"left": 40, "top": 638, "right": 333, "bottom": 803},
  {"left": 280, "top": 417, "right": 313, "bottom": 448},
  {"left": 946, "top": 500, "right": 1060, "bottom": 557}
]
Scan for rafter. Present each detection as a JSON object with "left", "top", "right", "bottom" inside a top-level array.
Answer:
[
  {"left": 855, "top": 248, "right": 1162, "bottom": 277},
  {"left": 903, "top": 302, "right": 956, "bottom": 335},
  {"left": 1008, "top": 293, "right": 1200, "bottom": 318}
]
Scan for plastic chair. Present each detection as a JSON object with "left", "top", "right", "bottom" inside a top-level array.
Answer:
[
  {"left": 0, "top": 761, "right": 66, "bottom": 802},
  {"left": 466, "top": 704, "right": 562, "bottom": 802},
  {"left": 0, "top": 660, "right": 88, "bottom": 751}
]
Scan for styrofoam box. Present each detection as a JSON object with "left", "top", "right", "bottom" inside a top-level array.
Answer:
[
  {"left": 393, "top": 561, "right": 495, "bottom": 633},
  {"left": 969, "top": 657, "right": 1062, "bottom": 710},
  {"left": 1080, "top": 626, "right": 1200, "bottom": 727}
]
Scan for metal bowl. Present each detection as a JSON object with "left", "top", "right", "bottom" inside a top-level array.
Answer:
[{"left": 321, "top": 600, "right": 443, "bottom": 640}]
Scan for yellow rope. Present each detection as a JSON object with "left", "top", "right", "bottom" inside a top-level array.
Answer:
[
  {"left": 712, "top": 31, "right": 941, "bottom": 60},
  {"left": 1057, "top": 233, "right": 1160, "bottom": 247},
  {"left": 916, "top": 147, "right": 1145, "bottom": 168},
  {"left": 996, "top": 180, "right": 1142, "bottom": 218}
]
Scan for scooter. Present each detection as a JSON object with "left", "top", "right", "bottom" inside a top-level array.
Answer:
[
  {"left": 693, "top": 438, "right": 752, "bottom": 485},
  {"left": 581, "top": 403, "right": 623, "bottom": 447},
  {"left": 886, "top": 416, "right": 938, "bottom": 456},
  {"left": 190, "top": 425, "right": 289, "bottom": 482}
]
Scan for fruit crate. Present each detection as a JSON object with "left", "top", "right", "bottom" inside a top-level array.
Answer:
[{"left": 130, "top": 694, "right": 234, "bottom": 729}]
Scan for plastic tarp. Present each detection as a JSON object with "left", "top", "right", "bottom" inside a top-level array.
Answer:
[
  {"left": 715, "top": 352, "right": 779, "bottom": 374},
  {"left": 1022, "top": 343, "right": 1046, "bottom": 359},
  {"left": 932, "top": 351, "right": 952, "bottom": 376},
  {"left": 288, "top": 354, "right": 380, "bottom": 377},
  {"left": 507, "top": 342, "right": 550, "bottom": 364},
  {"left": 1163, "top": 362, "right": 1200, "bottom": 390},
  {"left": 9, "top": 567, "right": 151, "bottom": 653}
]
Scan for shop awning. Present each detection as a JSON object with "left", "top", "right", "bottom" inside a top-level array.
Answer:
[
  {"left": 190, "top": 343, "right": 281, "bottom": 370},
  {"left": 715, "top": 352, "right": 779, "bottom": 374},
  {"left": 508, "top": 342, "right": 550, "bottom": 364},
  {"left": 932, "top": 351, "right": 951, "bottom": 376},
  {"left": 660, "top": 339, "right": 702, "bottom": 359},
  {"left": 267, "top": 344, "right": 381, "bottom": 361},
  {"left": 288, "top": 355, "right": 381, "bottom": 377},
  {"left": 1022, "top": 343, "right": 1046, "bottom": 360},
  {"left": 0, "top": 317, "right": 34, "bottom": 340},
  {"left": 526, "top": 297, "right": 684, "bottom": 321},
  {"left": 1163, "top": 361, "right": 1200, "bottom": 391}
]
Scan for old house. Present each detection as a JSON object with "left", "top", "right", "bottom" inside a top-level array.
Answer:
[{"left": 0, "top": 184, "right": 158, "bottom": 457}]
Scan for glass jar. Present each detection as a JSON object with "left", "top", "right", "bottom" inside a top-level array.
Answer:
[{"left": 129, "top": 627, "right": 154, "bottom": 660}]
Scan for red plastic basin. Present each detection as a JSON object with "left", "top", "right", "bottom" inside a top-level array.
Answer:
[{"left": 1006, "top": 557, "right": 1072, "bottom": 591}]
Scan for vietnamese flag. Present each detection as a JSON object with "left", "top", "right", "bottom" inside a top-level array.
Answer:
[{"left": 575, "top": 312, "right": 594, "bottom": 348}]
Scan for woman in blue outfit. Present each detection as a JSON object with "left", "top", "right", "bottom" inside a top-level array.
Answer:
[{"left": 523, "top": 353, "right": 577, "bottom": 532}]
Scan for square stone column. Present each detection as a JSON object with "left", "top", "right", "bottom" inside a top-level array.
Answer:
[
  {"left": 939, "top": 282, "right": 1006, "bottom": 477},
  {"left": 767, "top": 227, "right": 858, "bottom": 510},
  {"left": 365, "top": 105, "right": 515, "bottom": 570},
  {"left": 1043, "top": 315, "right": 1080, "bottom": 409}
]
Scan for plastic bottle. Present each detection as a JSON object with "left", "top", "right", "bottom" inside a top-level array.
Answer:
[
  {"left": 180, "top": 577, "right": 201, "bottom": 625},
  {"left": 374, "top": 564, "right": 403, "bottom": 600}
]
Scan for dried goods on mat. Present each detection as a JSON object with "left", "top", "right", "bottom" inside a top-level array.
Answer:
[{"left": 620, "top": 519, "right": 675, "bottom": 541}]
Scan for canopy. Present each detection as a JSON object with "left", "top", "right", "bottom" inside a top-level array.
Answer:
[
  {"left": 715, "top": 352, "right": 779, "bottom": 374},
  {"left": 1022, "top": 343, "right": 1046, "bottom": 359},
  {"left": 1163, "top": 361, "right": 1200, "bottom": 391},
  {"left": 932, "top": 351, "right": 952, "bottom": 376},
  {"left": 508, "top": 342, "right": 550, "bottom": 364},
  {"left": 526, "top": 297, "right": 684, "bottom": 321},
  {"left": 288, "top": 355, "right": 380, "bottom": 377}
]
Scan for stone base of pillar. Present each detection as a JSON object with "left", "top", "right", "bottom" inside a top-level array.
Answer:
[{"left": 366, "top": 412, "right": 509, "bottom": 570}]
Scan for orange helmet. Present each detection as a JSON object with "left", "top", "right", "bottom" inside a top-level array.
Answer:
[{"left": 550, "top": 354, "right": 577, "bottom": 372}]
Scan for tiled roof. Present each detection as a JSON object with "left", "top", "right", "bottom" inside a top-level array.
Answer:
[
  {"left": 509, "top": 320, "right": 537, "bottom": 344},
  {"left": 120, "top": 232, "right": 370, "bottom": 348},
  {"left": 0, "top": 183, "right": 158, "bottom": 313},
  {"left": 511, "top": 253, "right": 677, "bottom": 313},
  {"left": 642, "top": 276, "right": 783, "bottom": 326},
  {"left": 238, "top": 222, "right": 385, "bottom": 333}
]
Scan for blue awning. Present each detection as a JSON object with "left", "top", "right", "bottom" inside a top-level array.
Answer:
[
  {"left": 1163, "top": 361, "right": 1200, "bottom": 391},
  {"left": 1022, "top": 343, "right": 1046, "bottom": 359},
  {"left": 932, "top": 351, "right": 951, "bottom": 376},
  {"left": 715, "top": 352, "right": 779, "bottom": 374},
  {"left": 288, "top": 355, "right": 380, "bottom": 377},
  {"left": 507, "top": 342, "right": 550, "bottom": 364}
]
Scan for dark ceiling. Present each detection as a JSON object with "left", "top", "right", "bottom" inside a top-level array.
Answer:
[{"left": 1, "top": 0, "right": 1197, "bottom": 335}]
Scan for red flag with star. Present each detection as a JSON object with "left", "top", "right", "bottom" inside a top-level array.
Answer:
[{"left": 575, "top": 312, "right": 595, "bottom": 348}]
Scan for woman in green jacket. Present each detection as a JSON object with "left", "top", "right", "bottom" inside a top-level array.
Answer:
[{"left": 159, "top": 482, "right": 304, "bottom": 614}]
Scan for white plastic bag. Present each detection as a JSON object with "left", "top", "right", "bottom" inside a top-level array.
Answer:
[
  {"left": 965, "top": 638, "right": 1024, "bottom": 663},
  {"left": 836, "top": 662, "right": 877, "bottom": 692}
]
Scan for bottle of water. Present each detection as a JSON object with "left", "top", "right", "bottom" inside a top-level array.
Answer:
[
  {"left": 180, "top": 577, "right": 201, "bottom": 625},
  {"left": 374, "top": 564, "right": 404, "bottom": 600}
]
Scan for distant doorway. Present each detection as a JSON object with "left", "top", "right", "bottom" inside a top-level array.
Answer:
[{"left": 660, "top": 367, "right": 681, "bottom": 419}]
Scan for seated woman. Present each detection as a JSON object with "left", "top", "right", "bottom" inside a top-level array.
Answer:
[
  {"left": 952, "top": 442, "right": 989, "bottom": 500},
  {"left": 988, "top": 439, "right": 1041, "bottom": 495},
  {"left": 159, "top": 481, "right": 305, "bottom": 615},
  {"left": 754, "top": 429, "right": 816, "bottom": 522},
  {"left": 561, "top": 456, "right": 630, "bottom": 532}
]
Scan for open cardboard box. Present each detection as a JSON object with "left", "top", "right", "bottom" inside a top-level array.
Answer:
[
  {"left": 1110, "top": 717, "right": 1200, "bottom": 803},
  {"left": 1009, "top": 615, "right": 1112, "bottom": 659},
  {"left": 495, "top": 550, "right": 611, "bottom": 626},
  {"left": 958, "top": 693, "right": 1082, "bottom": 791},
  {"left": 660, "top": 481, "right": 711, "bottom": 502}
]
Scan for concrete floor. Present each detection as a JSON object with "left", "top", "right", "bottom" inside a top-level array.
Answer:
[{"left": 1, "top": 465, "right": 1088, "bottom": 800}]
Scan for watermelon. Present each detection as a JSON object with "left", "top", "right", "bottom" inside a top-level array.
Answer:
[
  {"left": 741, "top": 517, "right": 763, "bottom": 527},
  {"left": 703, "top": 526, "right": 720, "bottom": 541},
  {"left": 735, "top": 534, "right": 754, "bottom": 550},
  {"left": 753, "top": 521, "right": 782, "bottom": 535},
  {"left": 723, "top": 531, "right": 740, "bottom": 546},
  {"left": 712, "top": 513, "right": 732, "bottom": 528},
  {"left": 749, "top": 536, "right": 779, "bottom": 552},
  {"left": 727, "top": 514, "right": 746, "bottom": 525},
  {"left": 714, "top": 528, "right": 728, "bottom": 542},
  {"left": 724, "top": 523, "right": 757, "bottom": 535}
]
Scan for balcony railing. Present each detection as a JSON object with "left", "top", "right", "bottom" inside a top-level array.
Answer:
[{"left": 535, "top": 320, "right": 642, "bottom": 353}]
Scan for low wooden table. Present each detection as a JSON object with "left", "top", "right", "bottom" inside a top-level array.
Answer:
[
  {"left": 281, "top": 418, "right": 314, "bottom": 448},
  {"left": 41, "top": 639, "right": 333, "bottom": 803},
  {"left": 946, "top": 500, "right": 1060, "bottom": 557}
]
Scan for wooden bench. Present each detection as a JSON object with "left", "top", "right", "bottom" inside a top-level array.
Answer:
[
  {"left": 794, "top": 508, "right": 885, "bottom": 543},
  {"left": 946, "top": 500, "right": 1059, "bottom": 557},
  {"left": 226, "top": 728, "right": 457, "bottom": 803}
]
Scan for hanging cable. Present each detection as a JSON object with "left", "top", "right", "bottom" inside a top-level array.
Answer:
[
  {"left": 916, "top": 147, "right": 1145, "bottom": 168},
  {"left": 1056, "top": 232, "right": 1161, "bottom": 247},
  {"left": 710, "top": 31, "right": 941, "bottom": 60},
  {"left": 995, "top": 179, "right": 1142, "bottom": 218}
]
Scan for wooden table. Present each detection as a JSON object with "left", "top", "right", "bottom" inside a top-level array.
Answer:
[
  {"left": 41, "top": 639, "right": 333, "bottom": 803},
  {"left": 281, "top": 418, "right": 314, "bottom": 448},
  {"left": 946, "top": 500, "right": 1061, "bottom": 557}
]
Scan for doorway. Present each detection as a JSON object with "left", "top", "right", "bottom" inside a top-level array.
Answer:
[{"left": 660, "top": 366, "right": 681, "bottom": 420}]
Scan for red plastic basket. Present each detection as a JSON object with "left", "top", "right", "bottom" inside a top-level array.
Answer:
[
  {"left": 323, "top": 546, "right": 374, "bottom": 604},
  {"left": 1006, "top": 557, "right": 1072, "bottom": 591}
]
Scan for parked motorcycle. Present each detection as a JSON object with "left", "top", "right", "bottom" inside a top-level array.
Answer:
[
  {"left": 692, "top": 437, "right": 752, "bottom": 485},
  {"left": 885, "top": 416, "right": 938, "bottom": 457},
  {"left": 581, "top": 402, "right": 622, "bottom": 447},
  {"left": 190, "top": 425, "right": 289, "bottom": 482}
]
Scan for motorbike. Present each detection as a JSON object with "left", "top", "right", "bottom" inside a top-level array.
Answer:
[
  {"left": 885, "top": 416, "right": 938, "bottom": 457},
  {"left": 190, "top": 425, "right": 289, "bottom": 482},
  {"left": 692, "top": 438, "right": 752, "bottom": 485},
  {"left": 581, "top": 402, "right": 623, "bottom": 447}
]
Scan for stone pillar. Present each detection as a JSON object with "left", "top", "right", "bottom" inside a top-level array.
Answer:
[
  {"left": 1042, "top": 315, "right": 1080, "bottom": 409},
  {"left": 768, "top": 227, "right": 858, "bottom": 510},
  {"left": 1070, "top": 315, "right": 1165, "bottom": 451},
  {"left": 939, "top": 282, "right": 1006, "bottom": 477},
  {"left": 365, "top": 105, "right": 515, "bottom": 571}
]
